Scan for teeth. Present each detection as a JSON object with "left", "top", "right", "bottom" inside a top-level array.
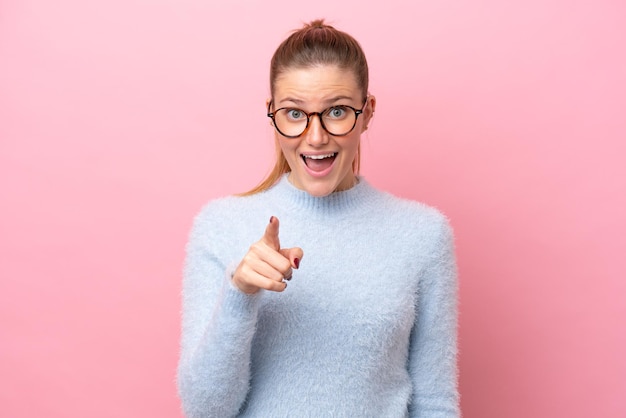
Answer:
[{"left": 304, "top": 153, "right": 336, "bottom": 160}]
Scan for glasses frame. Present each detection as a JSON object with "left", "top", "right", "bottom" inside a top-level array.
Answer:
[{"left": 267, "top": 98, "right": 368, "bottom": 138}]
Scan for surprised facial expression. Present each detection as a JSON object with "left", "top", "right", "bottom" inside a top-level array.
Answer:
[{"left": 270, "top": 65, "right": 375, "bottom": 197}]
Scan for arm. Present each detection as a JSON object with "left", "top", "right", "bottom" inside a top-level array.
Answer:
[
  {"left": 408, "top": 217, "right": 460, "bottom": 418},
  {"left": 176, "top": 212, "right": 260, "bottom": 418},
  {"left": 177, "top": 213, "right": 302, "bottom": 417}
]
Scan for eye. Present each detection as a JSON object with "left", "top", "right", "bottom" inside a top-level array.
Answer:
[
  {"left": 326, "top": 106, "right": 348, "bottom": 120},
  {"left": 286, "top": 109, "right": 306, "bottom": 121}
]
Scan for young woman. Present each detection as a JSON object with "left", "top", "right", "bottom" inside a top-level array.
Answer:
[{"left": 177, "top": 19, "right": 459, "bottom": 417}]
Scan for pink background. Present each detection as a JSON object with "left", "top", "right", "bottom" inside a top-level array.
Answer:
[{"left": 1, "top": 0, "right": 625, "bottom": 417}]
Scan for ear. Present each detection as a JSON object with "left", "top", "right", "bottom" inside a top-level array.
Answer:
[
  {"left": 362, "top": 95, "right": 376, "bottom": 131},
  {"left": 266, "top": 98, "right": 274, "bottom": 126}
]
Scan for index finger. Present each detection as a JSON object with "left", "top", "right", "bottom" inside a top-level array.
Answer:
[{"left": 261, "top": 216, "right": 280, "bottom": 251}]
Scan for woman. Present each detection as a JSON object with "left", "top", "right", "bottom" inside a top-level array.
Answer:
[{"left": 177, "top": 20, "right": 459, "bottom": 417}]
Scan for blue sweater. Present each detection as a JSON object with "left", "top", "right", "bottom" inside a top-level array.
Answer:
[{"left": 177, "top": 175, "right": 459, "bottom": 417}]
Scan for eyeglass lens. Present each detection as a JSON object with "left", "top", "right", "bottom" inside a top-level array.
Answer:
[{"left": 273, "top": 106, "right": 358, "bottom": 137}]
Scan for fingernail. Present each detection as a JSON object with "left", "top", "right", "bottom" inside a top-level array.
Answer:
[
  {"left": 269, "top": 216, "right": 276, "bottom": 224},
  {"left": 294, "top": 258, "right": 300, "bottom": 269}
]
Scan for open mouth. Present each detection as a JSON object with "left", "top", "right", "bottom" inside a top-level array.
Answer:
[{"left": 301, "top": 153, "right": 337, "bottom": 173}]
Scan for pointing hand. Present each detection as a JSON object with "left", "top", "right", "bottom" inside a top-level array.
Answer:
[{"left": 232, "top": 216, "right": 303, "bottom": 294}]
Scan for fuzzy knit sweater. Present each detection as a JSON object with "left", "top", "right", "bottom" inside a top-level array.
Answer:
[{"left": 177, "top": 175, "right": 459, "bottom": 417}]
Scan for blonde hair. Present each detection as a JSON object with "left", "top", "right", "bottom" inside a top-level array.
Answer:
[{"left": 241, "top": 19, "right": 368, "bottom": 196}]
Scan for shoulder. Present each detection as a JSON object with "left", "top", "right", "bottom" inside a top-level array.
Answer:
[
  {"left": 364, "top": 185, "right": 454, "bottom": 254},
  {"left": 187, "top": 192, "right": 270, "bottom": 245},
  {"left": 195, "top": 194, "right": 249, "bottom": 220},
  {"left": 193, "top": 191, "right": 270, "bottom": 225},
  {"left": 370, "top": 186, "right": 452, "bottom": 230}
]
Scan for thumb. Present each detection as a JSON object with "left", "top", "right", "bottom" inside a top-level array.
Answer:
[
  {"left": 261, "top": 216, "right": 280, "bottom": 251},
  {"left": 280, "top": 247, "right": 304, "bottom": 270}
]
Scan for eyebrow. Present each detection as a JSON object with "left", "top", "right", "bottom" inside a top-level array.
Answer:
[{"left": 278, "top": 95, "right": 356, "bottom": 107}]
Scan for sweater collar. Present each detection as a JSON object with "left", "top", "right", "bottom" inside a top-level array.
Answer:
[{"left": 269, "top": 173, "right": 377, "bottom": 215}]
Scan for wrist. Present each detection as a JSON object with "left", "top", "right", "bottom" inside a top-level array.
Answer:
[{"left": 231, "top": 272, "right": 260, "bottom": 295}]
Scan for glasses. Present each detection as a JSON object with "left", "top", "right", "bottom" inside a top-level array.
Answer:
[{"left": 267, "top": 99, "right": 368, "bottom": 138}]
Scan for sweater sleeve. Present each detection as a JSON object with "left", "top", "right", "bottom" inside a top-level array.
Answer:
[
  {"left": 408, "top": 216, "right": 460, "bottom": 418},
  {"left": 177, "top": 209, "right": 261, "bottom": 418}
]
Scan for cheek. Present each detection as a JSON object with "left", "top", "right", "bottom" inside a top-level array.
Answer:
[
  {"left": 277, "top": 138, "right": 298, "bottom": 161},
  {"left": 345, "top": 135, "right": 361, "bottom": 155}
]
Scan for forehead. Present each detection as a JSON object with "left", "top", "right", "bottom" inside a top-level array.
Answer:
[{"left": 273, "top": 66, "right": 360, "bottom": 104}]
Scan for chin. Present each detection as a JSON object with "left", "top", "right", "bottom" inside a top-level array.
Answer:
[
  {"left": 296, "top": 176, "right": 341, "bottom": 197},
  {"left": 303, "top": 184, "right": 336, "bottom": 197},
  {"left": 288, "top": 167, "right": 353, "bottom": 197}
]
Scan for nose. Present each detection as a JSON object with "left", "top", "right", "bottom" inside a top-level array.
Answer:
[{"left": 305, "top": 113, "right": 329, "bottom": 146}]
